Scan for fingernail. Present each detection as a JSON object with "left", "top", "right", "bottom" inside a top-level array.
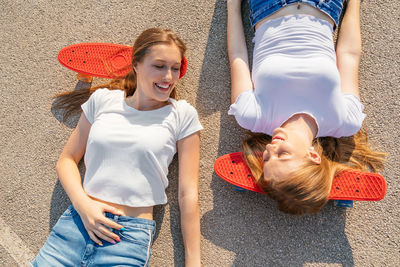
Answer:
[
  {"left": 99, "top": 242, "right": 103, "bottom": 246},
  {"left": 120, "top": 227, "right": 126, "bottom": 231},
  {"left": 115, "top": 237, "right": 120, "bottom": 242},
  {"left": 111, "top": 240, "right": 116, "bottom": 244}
]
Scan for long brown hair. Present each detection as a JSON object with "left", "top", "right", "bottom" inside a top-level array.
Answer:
[
  {"left": 54, "top": 28, "right": 187, "bottom": 122},
  {"left": 242, "top": 128, "right": 386, "bottom": 215}
]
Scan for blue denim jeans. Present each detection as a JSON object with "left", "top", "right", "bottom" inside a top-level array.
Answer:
[
  {"left": 31, "top": 205, "right": 156, "bottom": 267},
  {"left": 248, "top": 0, "right": 345, "bottom": 28}
]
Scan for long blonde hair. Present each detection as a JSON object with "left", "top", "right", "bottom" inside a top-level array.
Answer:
[
  {"left": 242, "top": 128, "right": 385, "bottom": 215},
  {"left": 54, "top": 28, "right": 187, "bottom": 122}
]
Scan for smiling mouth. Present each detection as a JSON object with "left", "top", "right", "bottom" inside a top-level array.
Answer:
[
  {"left": 271, "top": 136, "right": 285, "bottom": 144},
  {"left": 155, "top": 83, "right": 170, "bottom": 91}
]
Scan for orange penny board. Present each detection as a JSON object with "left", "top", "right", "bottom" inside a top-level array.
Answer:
[
  {"left": 214, "top": 152, "right": 387, "bottom": 201},
  {"left": 58, "top": 43, "right": 187, "bottom": 79},
  {"left": 58, "top": 43, "right": 133, "bottom": 78}
]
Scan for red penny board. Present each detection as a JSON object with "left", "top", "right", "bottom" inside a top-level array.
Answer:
[
  {"left": 58, "top": 43, "right": 132, "bottom": 78},
  {"left": 214, "top": 152, "right": 387, "bottom": 201},
  {"left": 58, "top": 43, "right": 187, "bottom": 79}
]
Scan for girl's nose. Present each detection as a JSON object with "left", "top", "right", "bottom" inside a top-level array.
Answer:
[{"left": 164, "top": 68, "right": 173, "bottom": 81}]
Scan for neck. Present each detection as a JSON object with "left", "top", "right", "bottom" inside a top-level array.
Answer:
[
  {"left": 282, "top": 113, "right": 318, "bottom": 143},
  {"left": 127, "top": 91, "right": 167, "bottom": 111}
]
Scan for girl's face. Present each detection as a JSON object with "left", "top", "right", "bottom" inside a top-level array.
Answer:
[
  {"left": 133, "top": 43, "right": 182, "bottom": 106},
  {"left": 262, "top": 127, "right": 320, "bottom": 182}
]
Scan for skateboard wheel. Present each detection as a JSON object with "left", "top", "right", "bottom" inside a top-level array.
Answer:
[
  {"left": 233, "top": 185, "right": 247, "bottom": 192},
  {"left": 333, "top": 200, "right": 354, "bottom": 208}
]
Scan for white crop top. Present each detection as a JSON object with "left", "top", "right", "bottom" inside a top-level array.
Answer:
[
  {"left": 81, "top": 89, "right": 203, "bottom": 207},
  {"left": 228, "top": 15, "right": 366, "bottom": 138}
]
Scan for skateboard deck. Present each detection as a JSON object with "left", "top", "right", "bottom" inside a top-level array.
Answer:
[
  {"left": 58, "top": 43, "right": 188, "bottom": 79},
  {"left": 214, "top": 152, "right": 387, "bottom": 201}
]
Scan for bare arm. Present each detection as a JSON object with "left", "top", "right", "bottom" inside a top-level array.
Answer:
[
  {"left": 227, "top": 0, "right": 253, "bottom": 104},
  {"left": 177, "top": 132, "right": 201, "bottom": 267},
  {"left": 336, "top": 0, "right": 361, "bottom": 98},
  {"left": 56, "top": 113, "right": 123, "bottom": 246}
]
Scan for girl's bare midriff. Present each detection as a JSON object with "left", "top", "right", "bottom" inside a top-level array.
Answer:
[
  {"left": 90, "top": 195, "right": 154, "bottom": 220},
  {"left": 255, "top": 3, "right": 335, "bottom": 30}
]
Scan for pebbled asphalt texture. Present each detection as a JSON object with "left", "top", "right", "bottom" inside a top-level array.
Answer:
[{"left": 0, "top": 0, "right": 399, "bottom": 266}]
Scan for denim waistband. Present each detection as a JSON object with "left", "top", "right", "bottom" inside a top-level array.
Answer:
[
  {"left": 104, "top": 211, "right": 156, "bottom": 230},
  {"left": 248, "top": 0, "right": 345, "bottom": 28},
  {"left": 66, "top": 205, "right": 156, "bottom": 230}
]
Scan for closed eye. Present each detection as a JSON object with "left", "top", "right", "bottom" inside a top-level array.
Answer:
[{"left": 278, "top": 152, "right": 290, "bottom": 158}]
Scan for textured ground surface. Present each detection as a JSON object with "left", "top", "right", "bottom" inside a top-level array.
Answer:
[{"left": 1, "top": 0, "right": 399, "bottom": 266}]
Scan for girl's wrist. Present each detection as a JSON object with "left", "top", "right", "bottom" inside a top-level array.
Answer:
[
  {"left": 71, "top": 194, "right": 91, "bottom": 214},
  {"left": 227, "top": 0, "right": 242, "bottom": 8}
]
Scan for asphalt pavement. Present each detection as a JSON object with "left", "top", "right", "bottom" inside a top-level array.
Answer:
[{"left": 0, "top": 0, "right": 399, "bottom": 266}]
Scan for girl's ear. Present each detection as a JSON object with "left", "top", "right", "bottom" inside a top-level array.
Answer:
[
  {"left": 308, "top": 149, "right": 321, "bottom": 165},
  {"left": 132, "top": 63, "right": 138, "bottom": 73}
]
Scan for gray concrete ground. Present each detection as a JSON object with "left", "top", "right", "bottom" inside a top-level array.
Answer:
[{"left": 1, "top": 0, "right": 399, "bottom": 266}]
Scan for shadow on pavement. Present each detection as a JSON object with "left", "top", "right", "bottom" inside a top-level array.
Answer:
[
  {"left": 49, "top": 80, "right": 91, "bottom": 228},
  {"left": 197, "top": 2, "right": 354, "bottom": 266},
  {"left": 165, "top": 157, "right": 186, "bottom": 266},
  {"left": 50, "top": 80, "right": 92, "bottom": 129}
]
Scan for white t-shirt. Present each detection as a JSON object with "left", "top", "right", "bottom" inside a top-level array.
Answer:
[
  {"left": 228, "top": 15, "right": 366, "bottom": 138},
  {"left": 81, "top": 89, "right": 203, "bottom": 207}
]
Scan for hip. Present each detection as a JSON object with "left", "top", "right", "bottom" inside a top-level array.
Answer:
[
  {"left": 31, "top": 205, "right": 156, "bottom": 267},
  {"left": 248, "top": 0, "right": 345, "bottom": 28},
  {"left": 255, "top": 3, "right": 334, "bottom": 29}
]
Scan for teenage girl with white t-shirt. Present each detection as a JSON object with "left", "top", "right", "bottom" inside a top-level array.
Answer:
[
  {"left": 31, "top": 28, "right": 202, "bottom": 266},
  {"left": 227, "top": 0, "right": 385, "bottom": 215}
]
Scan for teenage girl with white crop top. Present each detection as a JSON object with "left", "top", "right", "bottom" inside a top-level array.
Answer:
[
  {"left": 227, "top": 0, "right": 385, "bottom": 215},
  {"left": 31, "top": 28, "right": 202, "bottom": 266}
]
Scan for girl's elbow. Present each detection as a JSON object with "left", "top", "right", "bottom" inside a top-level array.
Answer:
[
  {"left": 338, "top": 46, "right": 362, "bottom": 60},
  {"left": 350, "top": 47, "right": 362, "bottom": 59},
  {"left": 56, "top": 153, "right": 78, "bottom": 173},
  {"left": 55, "top": 156, "right": 68, "bottom": 175},
  {"left": 178, "top": 193, "right": 199, "bottom": 207}
]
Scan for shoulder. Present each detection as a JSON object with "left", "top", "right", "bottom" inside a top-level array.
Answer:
[
  {"left": 228, "top": 90, "right": 266, "bottom": 133},
  {"left": 169, "top": 99, "right": 203, "bottom": 140},
  {"left": 228, "top": 90, "right": 259, "bottom": 118},
  {"left": 91, "top": 88, "right": 124, "bottom": 104},
  {"left": 170, "top": 99, "right": 198, "bottom": 114},
  {"left": 92, "top": 88, "right": 123, "bottom": 99},
  {"left": 327, "top": 94, "right": 366, "bottom": 137}
]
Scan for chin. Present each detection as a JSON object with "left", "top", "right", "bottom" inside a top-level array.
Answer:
[{"left": 156, "top": 94, "right": 171, "bottom": 102}]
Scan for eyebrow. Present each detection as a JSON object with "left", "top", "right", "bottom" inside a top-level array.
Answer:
[{"left": 153, "top": 59, "right": 180, "bottom": 64}]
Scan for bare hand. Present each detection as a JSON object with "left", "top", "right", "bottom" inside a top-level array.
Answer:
[{"left": 75, "top": 198, "right": 125, "bottom": 246}]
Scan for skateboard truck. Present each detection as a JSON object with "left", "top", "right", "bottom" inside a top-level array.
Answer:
[{"left": 76, "top": 73, "right": 93, "bottom": 83}]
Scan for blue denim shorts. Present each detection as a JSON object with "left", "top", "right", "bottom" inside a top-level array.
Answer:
[
  {"left": 31, "top": 205, "right": 156, "bottom": 267},
  {"left": 248, "top": 0, "right": 345, "bottom": 28}
]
